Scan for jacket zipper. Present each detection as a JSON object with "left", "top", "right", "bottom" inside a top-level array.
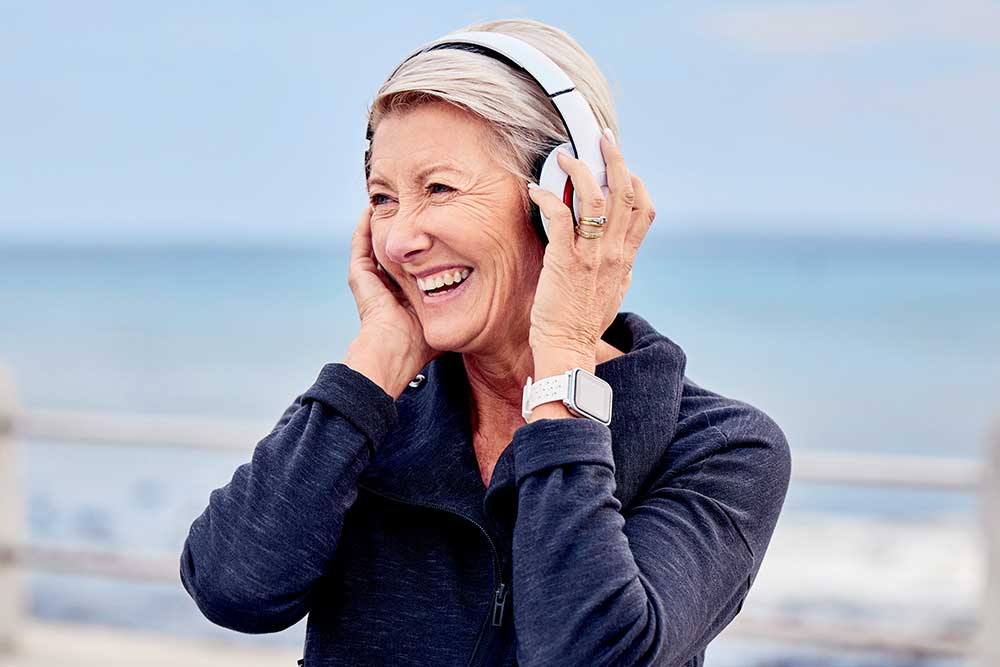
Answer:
[
  {"left": 358, "top": 484, "right": 507, "bottom": 664},
  {"left": 491, "top": 582, "right": 508, "bottom": 627}
]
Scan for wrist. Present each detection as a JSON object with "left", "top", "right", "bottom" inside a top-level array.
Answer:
[
  {"left": 525, "top": 353, "right": 596, "bottom": 423},
  {"left": 532, "top": 350, "right": 596, "bottom": 378},
  {"left": 343, "top": 338, "right": 408, "bottom": 400},
  {"left": 526, "top": 400, "right": 575, "bottom": 423}
]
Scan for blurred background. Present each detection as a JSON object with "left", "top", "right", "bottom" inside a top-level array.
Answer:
[{"left": 1, "top": 1, "right": 998, "bottom": 665}]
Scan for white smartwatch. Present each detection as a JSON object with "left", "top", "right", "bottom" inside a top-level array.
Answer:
[{"left": 521, "top": 367, "right": 613, "bottom": 425}]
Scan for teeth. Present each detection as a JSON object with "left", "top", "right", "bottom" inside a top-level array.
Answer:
[{"left": 416, "top": 267, "right": 473, "bottom": 293}]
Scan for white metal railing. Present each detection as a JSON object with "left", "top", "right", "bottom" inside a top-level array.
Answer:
[{"left": 1, "top": 370, "right": 998, "bottom": 663}]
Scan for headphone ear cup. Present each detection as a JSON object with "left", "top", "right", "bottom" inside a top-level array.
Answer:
[
  {"left": 537, "top": 143, "right": 576, "bottom": 236},
  {"left": 528, "top": 151, "right": 549, "bottom": 246}
]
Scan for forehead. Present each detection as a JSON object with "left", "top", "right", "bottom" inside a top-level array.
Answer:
[{"left": 368, "top": 102, "right": 495, "bottom": 180}]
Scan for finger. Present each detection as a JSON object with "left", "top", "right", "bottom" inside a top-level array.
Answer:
[
  {"left": 527, "top": 183, "right": 574, "bottom": 255},
  {"left": 599, "top": 129, "right": 634, "bottom": 247},
  {"left": 347, "top": 207, "right": 379, "bottom": 317},
  {"left": 624, "top": 175, "right": 655, "bottom": 261},
  {"left": 555, "top": 149, "right": 605, "bottom": 258},
  {"left": 350, "top": 206, "right": 376, "bottom": 273},
  {"left": 350, "top": 206, "right": 401, "bottom": 297}
]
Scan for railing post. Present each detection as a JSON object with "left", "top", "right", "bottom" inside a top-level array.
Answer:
[
  {"left": 0, "top": 362, "right": 22, "bottom": 654},
  {"left": 979, "top": 410, "right": 1000, "bottom": 666}
]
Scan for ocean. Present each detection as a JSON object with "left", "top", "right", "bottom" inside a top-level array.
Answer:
[{"left": 1, "top": 233, "right": 998, "bottom": 664}]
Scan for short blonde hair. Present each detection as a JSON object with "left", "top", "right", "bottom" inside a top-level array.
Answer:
[{"left": 365, "top": 18, "right": 619, "bottom": 220}]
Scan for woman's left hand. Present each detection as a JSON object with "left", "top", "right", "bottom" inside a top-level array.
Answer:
[{"left": 527, "top": 130, "right": 656, "bottom": 367}]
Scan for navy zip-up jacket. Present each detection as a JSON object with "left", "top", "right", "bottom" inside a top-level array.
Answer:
[{"left": 180, "top": 311, "right": 791, "bottom": 666}]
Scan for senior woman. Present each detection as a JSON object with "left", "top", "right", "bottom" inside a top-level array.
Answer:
[{"left": 180, "top": 18, "right": 790, "bottom": 667}]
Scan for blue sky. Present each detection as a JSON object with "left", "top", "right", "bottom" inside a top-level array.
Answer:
[{"left": 2, "top": 0, "right": 998, "bottom": 243}]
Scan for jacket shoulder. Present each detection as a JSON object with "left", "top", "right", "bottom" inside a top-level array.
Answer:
[
  {"left": 675, "top": 377, "right": 790, "bottom": 456},
  {"left": 653, "top": 377, "right": 792, "bottom": 551}
]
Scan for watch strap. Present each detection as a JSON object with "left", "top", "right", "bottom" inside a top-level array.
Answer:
[{"left": 521, "top": 372, "right": 570, "bottom": 422}]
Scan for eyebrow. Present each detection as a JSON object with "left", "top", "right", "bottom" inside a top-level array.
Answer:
[{"left": 367, "top": 164, "right": 464, "bottom": 190}]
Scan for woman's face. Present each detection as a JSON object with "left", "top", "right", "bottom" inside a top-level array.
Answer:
[{"left": 368, "top": 100, "right": 543, "bottom": 355}]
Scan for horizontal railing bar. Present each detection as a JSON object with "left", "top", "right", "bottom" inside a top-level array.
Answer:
[
  {"left": 726, "top": 615, "right": 971, "bottom": 657},
  {"left": 792, "top": 451, "right": 982, "bottom": 491},
  {"left": 0, "top": 540, "right": 976, "bottom": 657},
  {"left": 0, "top": 543, "right": 178, "bottom": 583},
  {"left": 12, "top": 408, "right": 271, "bottom": 452},
  {"left": 9, "top": 408, "right": 983, "bottom": 490}
]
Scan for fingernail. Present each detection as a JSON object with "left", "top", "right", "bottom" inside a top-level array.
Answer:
[
  {"left": 603, "top": 127, "right": 616, "bottom": 145},
  {"left": 527, "top": 182, "right": 539, "bottom": 190}
]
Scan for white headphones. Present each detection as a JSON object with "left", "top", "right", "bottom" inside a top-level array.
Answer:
[{"left": 364, "top": 31, "right": 610, "bottom": 243}]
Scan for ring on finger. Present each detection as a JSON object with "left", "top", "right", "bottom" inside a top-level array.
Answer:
[
  {"left": 575, "top": 226, "right": 605, "bottom": 239},
  {"left": 578, "top": 215, "right": 607, "bottom": 227}
]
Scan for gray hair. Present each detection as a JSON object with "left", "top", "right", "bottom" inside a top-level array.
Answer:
[{"left": 365, "top": 18, "right": 620, "bottom": 221}]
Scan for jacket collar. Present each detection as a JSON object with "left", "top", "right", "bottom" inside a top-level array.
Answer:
[{"left": 359, "top": 311, "right": 687, "bottom": 527}]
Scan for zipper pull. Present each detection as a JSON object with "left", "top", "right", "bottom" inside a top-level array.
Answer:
[{"left": 491, "top": 582, "right": 508, "bottom": 627}]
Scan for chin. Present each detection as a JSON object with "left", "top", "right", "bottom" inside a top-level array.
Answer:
[{"left": 420, "top": 320, "right": 471, "bottom": 354}]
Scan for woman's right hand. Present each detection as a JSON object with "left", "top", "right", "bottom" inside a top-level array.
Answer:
[{"left": 343, "top": 206, "right": 442, "bottom": 399}]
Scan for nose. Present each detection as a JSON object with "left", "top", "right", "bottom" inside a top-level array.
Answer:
[{"left": 383, "top": 205, "right": 433, "bottom": 266}]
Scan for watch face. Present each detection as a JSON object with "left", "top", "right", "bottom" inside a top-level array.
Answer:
[{"left": 570, "top": 369, "right": 613, "bottom": 425}]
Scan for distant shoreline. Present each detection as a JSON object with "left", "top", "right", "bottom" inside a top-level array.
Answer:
[{"left": 2, "top": 228, "right": 1000, "bottom": 252}]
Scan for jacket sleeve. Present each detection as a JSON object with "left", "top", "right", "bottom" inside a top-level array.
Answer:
[
  {"left": 179, "top": 362, "right": 398, "bottom": 634},
  {"left": 510, "top": 403, "right": 791, "bottom": 666}
]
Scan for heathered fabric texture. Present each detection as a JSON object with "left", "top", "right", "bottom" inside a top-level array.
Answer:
[{"left": 180, "top": 311, "right": 791, "bottom": 666}]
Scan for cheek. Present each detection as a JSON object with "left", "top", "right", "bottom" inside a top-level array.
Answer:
[
  {"left": 455, "top": 203, "right": 534, "bottom": 282},
  {"left": 433, "top": 199, "right": 503, "bottom": 254}
]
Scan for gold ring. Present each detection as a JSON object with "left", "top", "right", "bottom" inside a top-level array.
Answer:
[
  {"left": 578, "top": 215, "right": 607, "bottom": 227},
  {"left": 575, "top": 226, "right": 605, "bottom": 239}
]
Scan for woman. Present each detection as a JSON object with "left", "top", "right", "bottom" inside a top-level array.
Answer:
[{"left": 180, "top": 18, "right": 791, "bottom": 667}]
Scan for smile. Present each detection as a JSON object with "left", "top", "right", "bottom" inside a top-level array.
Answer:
[{"left": 420, "top": 268, "right": 474, "bottom": 305}]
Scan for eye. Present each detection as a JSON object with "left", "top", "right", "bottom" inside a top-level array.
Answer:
[
  {"left": 427, "top": 183, "right": 453, "bottom": 195},
  {"left": 369, "top": 193, "right": 394, "bottom": 207}
]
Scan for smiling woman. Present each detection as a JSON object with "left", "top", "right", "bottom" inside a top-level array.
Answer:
[
  {"left": 366, "top": 101, "right": 559, "bottom": 360},
  {"left": 179, "top": 17, "right": 791, "bottom": 667}
]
